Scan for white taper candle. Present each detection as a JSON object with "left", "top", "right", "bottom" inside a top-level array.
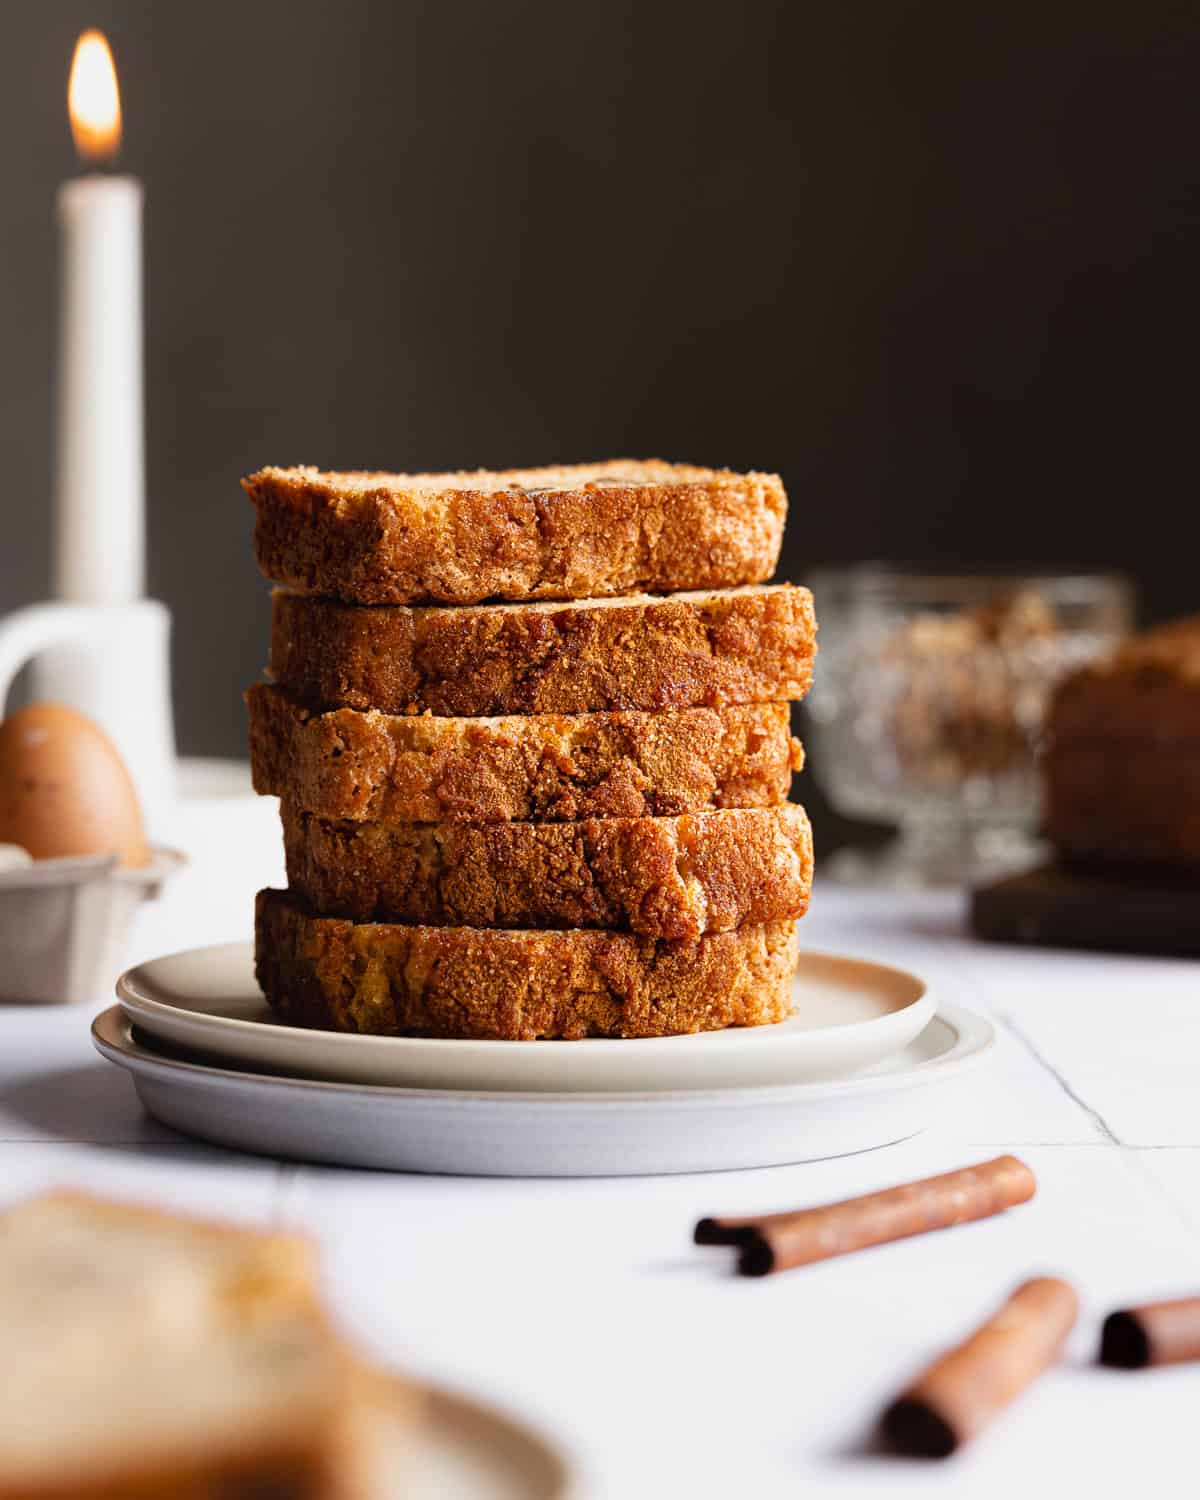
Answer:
[{"left": 54, "top": 174, "right": 144, "bottom": 603}]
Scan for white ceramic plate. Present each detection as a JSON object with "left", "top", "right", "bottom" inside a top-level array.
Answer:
[
  {"left": 116, "top": 942, "right": 934, "bottom": 1092},
  {"left": 390, "top": 1378, "right": 575, "bottom": 1499},
  {"left": 92, "top": 1002, "right": 993, "bottom": 1176}
]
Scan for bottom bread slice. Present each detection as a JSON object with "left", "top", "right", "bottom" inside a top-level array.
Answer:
[{"left": 256, "top": 889, "right": 799, "bottom": 1040}]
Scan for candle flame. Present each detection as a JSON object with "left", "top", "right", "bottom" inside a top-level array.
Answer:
[{"left": 68, "top": 30, "right": 122, "bottom": 164}]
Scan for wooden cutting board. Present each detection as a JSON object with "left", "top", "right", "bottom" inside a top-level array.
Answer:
[{"left": 971, "top": 864, "right": 1200, "bottom": 957}]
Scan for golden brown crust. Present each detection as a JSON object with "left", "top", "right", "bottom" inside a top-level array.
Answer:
[
  {"left": 0, "top": 1369, "right": 392, "bottom": 1500},
  {"left": 1050, "top": 615, "right": 1200, "bottom": 744},
  {"left": 269, "top": 584, "right": 815, "bottom": 716},
  {"left": 255, "top": 889, "right": 798, "bottom": 1040},
  {"left": 281, "top": 802, "right": 813, "bottom": 939},
  {"left": 248, "top": 684, "right": 803, "bottom": 824},
  {"left": 245, "top": 459, "right": 786, "bottom": 605},
  {"left": 1044, "top": 740, "right": 1200, "bottom": 868},
  {"left": 3, "top": 1441, "right": 355, "bottom": 1500}
]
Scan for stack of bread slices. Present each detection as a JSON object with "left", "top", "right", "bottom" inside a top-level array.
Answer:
[{"left": 244, "top": 460, "right": 818, "bottom": 1040}]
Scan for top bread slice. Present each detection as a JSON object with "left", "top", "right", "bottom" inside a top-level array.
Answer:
[
  {"left": 245, "top": 459, "right": 786, "bottom": 605},
  {"left": 0, "top": 1192, "right": 395, "bottom": 1500}
]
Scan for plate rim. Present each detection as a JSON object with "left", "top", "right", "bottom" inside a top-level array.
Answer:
[
  {"left": 117, "top": 940, "right": 932, "bottom": 1056},
  {"left": 92, "top": 1002, "right": 994, "bottom": 1109},
  {"left": 411, "top": 1375, "right": 580, "bottom": 1500}
]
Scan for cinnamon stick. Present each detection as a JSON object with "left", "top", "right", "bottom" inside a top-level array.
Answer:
[
  {"left": 1100, "top": 1297, "right": 1200, "bottom": 1368},
  {"left": 694, "top": 1155, "right": 1036, "bottom": 1276},
  {"left": 882, "top": 1277, "right": 1078, "bottom": 1457}
]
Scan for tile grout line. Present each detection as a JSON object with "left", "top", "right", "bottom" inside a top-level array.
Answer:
[
  {"left": 950, "top": 981, "right": 1200, "bottom": 1242},
  {"left": 962, "top": 1140, "right": 1120, "bottom": 1149},
  {"left": 1120, "top": 1151, "right": 1200, "bottom": 1243},
  {"left": 995, "top": 1010, "right": 1123, "bottom": 1145}
]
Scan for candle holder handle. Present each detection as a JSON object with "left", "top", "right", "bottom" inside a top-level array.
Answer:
[
  {"left": 0, "top": 604, "right": 93, "bottom": 705},
  {"left": 0, "top": 600, "right": 177, "bottom": 839}
]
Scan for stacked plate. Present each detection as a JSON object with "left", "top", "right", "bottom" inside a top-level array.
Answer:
[{"left": 95, "top": 942, "right": 993, "bottom": 1176}]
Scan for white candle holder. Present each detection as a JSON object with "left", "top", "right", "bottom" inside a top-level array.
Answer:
[{"left": 0, "top": 599, "right": 177, "bottom": 838}]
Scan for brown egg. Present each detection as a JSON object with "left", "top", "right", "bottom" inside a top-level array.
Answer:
[{"left": 0, "top": 703, "right": 148, "bottom": 867}]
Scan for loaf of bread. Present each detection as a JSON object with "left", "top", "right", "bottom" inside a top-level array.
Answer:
[
  {"left": 256, "top": 888, "right": 798, "bottom": 1040},
  {"left": 0, "top": 1192, "right": 403, "bottom": 1500},
  {"left": 245, "top": 459, "right": 786, "bottom": 605},
  {"left": 248, "top": 684, "right": 802, "bottom": 825},
  {"left": 1045, "top": 742, "right": 1200, "bottom": 867},
  {"left": 269, "top": 584, "right": 816, "bottom": 716},
  {"left": 281, "top": 801, "right": 813, "bottom": 939},
  {"left": 1049, "top": 615, "right": 1200, "bottom": 743},
  {"left": 1045, "top": 615, "right": 1200, "bottom": 866}
]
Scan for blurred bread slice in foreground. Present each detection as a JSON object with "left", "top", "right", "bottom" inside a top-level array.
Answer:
[{"left": 0, "top": 1191, "right": 413, "bottom": 1500}]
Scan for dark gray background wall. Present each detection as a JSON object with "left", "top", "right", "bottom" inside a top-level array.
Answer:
[{"left": 3, "top": 2, "right": 1196, "bottom": 775}]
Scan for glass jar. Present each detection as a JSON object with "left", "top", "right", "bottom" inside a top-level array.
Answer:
[{"left": 804, "top": 566, "right": 1133, "bottom": 884}]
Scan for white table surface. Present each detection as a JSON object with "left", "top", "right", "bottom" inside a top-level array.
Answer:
[{"left": 2, "top": 763, "right": 1198, "bottom": 1498}]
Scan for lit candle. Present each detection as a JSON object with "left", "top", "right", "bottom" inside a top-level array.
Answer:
[
  {"left": 0, "top": 29, "right": 174, "bottom": 836},
  {"left": 55, "top": 30, "right": 144, "bottom": 604}
]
